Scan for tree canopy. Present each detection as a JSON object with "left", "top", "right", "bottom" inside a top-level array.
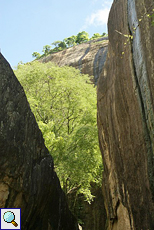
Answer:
[
  {"left": 15, "top": 61, "right": 103, "bottom": 202},
  {"left": 42, "top": 45, "right": 51, "bottom": 55},
  {"left": 32, "top": 52, "right": 41, "bottom": 59},
  {"left": 64, "top": 35, "right": 77, "bottom": 47},
  {"left": 76, "top": 31, "right": 89, "bottom": 44},
  {"left": 91, "top": 33, "right": 101, "bottom": 39}
]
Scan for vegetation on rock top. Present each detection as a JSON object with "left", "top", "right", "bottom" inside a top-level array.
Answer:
[{"left": 32, "top": 31, "right": 108, "bottom": 60}]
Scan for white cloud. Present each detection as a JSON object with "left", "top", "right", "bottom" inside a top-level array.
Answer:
[
  {"left": 85, "top": 8, "right": 110, "bottom": 27},
  {"left": 80, "top": 0, "right": 113, "bottom": 32},
  {"left": 82, "top": 0, "right": 113, "bottom": 30}
]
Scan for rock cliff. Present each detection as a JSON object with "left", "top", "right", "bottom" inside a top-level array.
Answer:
[
  {"left": 40, "top": 37, "right": 108, "bottom": 84},
  {"left": 97, "top": 0, "right": 154, "bottom": 229},
  {"left": 0, "top": 53, "right": 79, "bottom": 230}
]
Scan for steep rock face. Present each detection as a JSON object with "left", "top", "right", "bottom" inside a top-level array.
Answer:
[
  {"left": 0, "top": 53, "right": 79, "bottom": 230},
  {"left": 41, "top": 38, "right": 108, "bottom": 84},
  {"left": 97, "top": 0, "right": 154, "bottom": 229}
]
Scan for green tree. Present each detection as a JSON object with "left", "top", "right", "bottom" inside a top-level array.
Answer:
[
  {"left": 42, "top": 45, "right": 51, "bottom": 55},
  {"left": 102, "top": 32, "right": 108, "bottom": 37},
  {"left": 32, "top": 52, "right": 41, "bottom": 59},
  {"left": 64, "top": 35, "right": 77, "bottom": 47},
  {"left": 51, "top": 41, "right": 67, "bottom": 52},
  {"left": 76, "top": 31, "right": 89, "bottom": 44},
  {"left": 52, "top": 40, "right": 62, "bottom": 47},
  {"left": 91, "top": 33, "right": 101, "bottom": 39},
  {"left": 58, "top": 41, "right": 67, "bottom": 49},
  {"left": 15, "top": 61, "right": 102, "bottom": 204}
]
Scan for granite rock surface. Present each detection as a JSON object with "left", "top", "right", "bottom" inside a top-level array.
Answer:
[
  {"left": 97, "top": 0, "right": 154, "bottom": 229},
  {"left": 40, "top": 38, "right": 108, "bottom": 85},
  {"left": 0, "top": 53, "right": 79, "bottom": 230}
]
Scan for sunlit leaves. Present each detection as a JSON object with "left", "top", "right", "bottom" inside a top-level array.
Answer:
[
  {"left": 76, "top": 31, "right": 89, "bottom": 44},
  {"left": 15, "top": 62, "right": 103, "bottom": 202}
]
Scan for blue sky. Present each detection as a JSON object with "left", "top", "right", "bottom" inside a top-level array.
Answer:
[{"left": 0, "top": 0, "right": 113, "bottom": 68}]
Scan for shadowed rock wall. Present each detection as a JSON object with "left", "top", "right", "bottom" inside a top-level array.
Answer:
[
  {"left": 40, "top": 38, "right": 108, "bottom": 85},
  {"left": 0, "top": 53, "right": 79, "bottom": 230},
  {"left": 97, "top": 0, "right": 154, "bottom": 229},
  {"left": 82, "top": 186, "right": 107, "bottom": 230}
]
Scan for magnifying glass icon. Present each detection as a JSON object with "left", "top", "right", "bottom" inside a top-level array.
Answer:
[{"left": 3, "top": 211, "right": 18, "bottom": 227}]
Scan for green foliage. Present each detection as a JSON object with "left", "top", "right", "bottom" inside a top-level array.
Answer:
[
  {"left": 116, "top": 7, "right": 154, "bottom": 57},
  {"left": 138, "top": 8, "right": 154, "bottom": 26},
  {"left": 15, "top": 62, "right": 103, "bottom": 202},
  {"left": 58, "top": 41, "right": 67, "bottom": 49},
  {"left": 102, "top": 32, "right": 108, "bottom": 37},
  {"left": 42, "top": 45, "right": 51, "bottom": 55},
  {"left": 64, "top": 35, "right": 77, "bottom": 47},
  {"left": 32, "top": 52, "right": 41, "bottom": 59},
  {"left": 76, "top": 31, "right": 89, "bottom": 44},
  {"left": 52, "top": 40, "right": 62, "bottom": 47},
  {"left": 151, "top": 16, "right": 154, "bottom": 25},
  {"left": 150, "top": 11, "right": 154, "bottom": 25},
  {"left": 91, "top": 32, "right": 107, "bottom": 40},
  {"left": 51, "top": 41, "right": 66, "bottom": 52},
  {"left": 91, "top": 33, "right": 102, "bottom": 39},
  {"left": 32, "top": 31, "right": 107, "bottom": 60}
]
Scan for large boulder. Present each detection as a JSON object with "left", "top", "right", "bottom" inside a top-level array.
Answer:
[
  {"left": 0, "top": 53, "right": 78, "bottom": 230},
  {"left": 97, "top": 0, "right": 154, "bottom": 229},
  {"left": 40, "top": 38, "right": 108, "bottom": 85}
]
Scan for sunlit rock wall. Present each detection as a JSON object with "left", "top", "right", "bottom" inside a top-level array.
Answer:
[
  {"left": 40, "top": 38, "right": 108, "bottom": 84},
  {"left": 97, "top": 0, "right": 154, "bottom": 229}
]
